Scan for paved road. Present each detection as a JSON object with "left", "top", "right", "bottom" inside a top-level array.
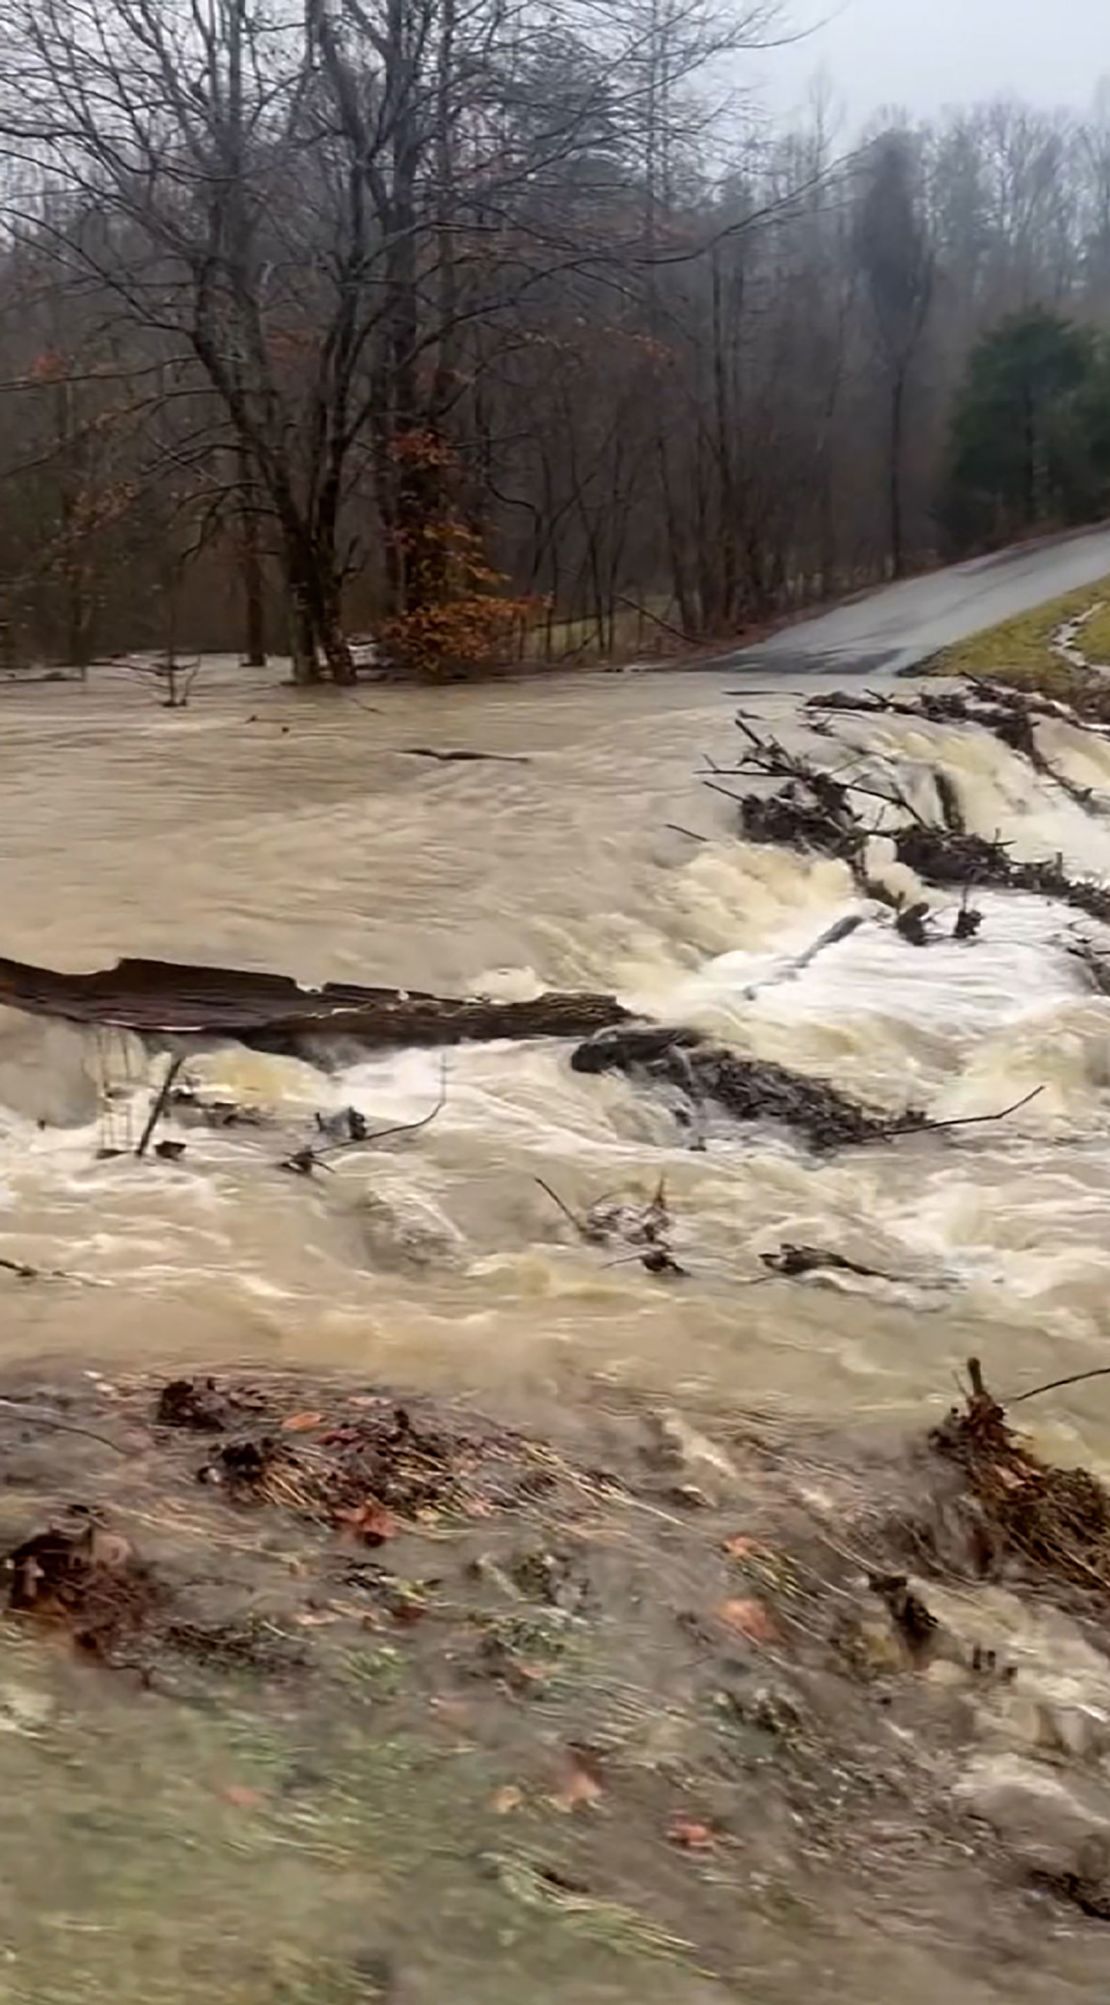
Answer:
[{"left": 728, "top": 522, "right": 1110, "bottom": 677}]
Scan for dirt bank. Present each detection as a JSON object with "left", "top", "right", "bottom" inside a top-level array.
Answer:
[{"left": 3, "top": 1367, "right": 1110, "bottom": 2001}]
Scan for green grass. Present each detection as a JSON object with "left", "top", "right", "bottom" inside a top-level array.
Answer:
[
  {"left": 925, "top": 573, "right": 1110, "bottom": 711},
  {"left": 519, "top": 599, "right": 684, "bottom": 664}
]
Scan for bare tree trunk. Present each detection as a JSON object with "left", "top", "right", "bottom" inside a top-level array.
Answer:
[
  {"left": 657, "top": 435, "right": 695, "bottom": 634},
  {"left": 890, "top": 373, "right": 906, "bottom": 579},
  {"left": 288, "top": 584, "right": 318, "bottom": 685},
  {"left": 318, "top": 591, "right": 355, "bottom": 684},
  {"left": 238, "top": 447, "right": 266, "bottom": 666},
  {"left": 65, "top": 568, "right": 93, "bottom": 671}
]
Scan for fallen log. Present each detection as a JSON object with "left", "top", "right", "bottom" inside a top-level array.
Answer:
[
  {"left": 894, "top": 826, "right": 1110, "bottom": 924},
  {"left": 572, "top": 1026, "right": 1041, "bottom": 1152},
  {"left": 571, "top": 1025, "right": 912, "bottom": 1150},
  {"left": 400, "top": 746, "right": 531, "bottom": 766},
  {"left": 0, "top": 952, "right": 630, "bottom": 1052}
]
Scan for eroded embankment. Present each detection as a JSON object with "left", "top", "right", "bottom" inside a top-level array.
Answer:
[{"left": 3, "top": 1364, "right": 1110, "bottom": 2001}]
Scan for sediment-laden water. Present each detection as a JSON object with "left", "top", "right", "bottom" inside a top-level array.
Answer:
[{"left": 5, "top": 657, "right": 1110, "bottom": 2000}]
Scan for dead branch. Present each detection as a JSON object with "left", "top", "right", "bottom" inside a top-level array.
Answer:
[
  {"left": 900, "top": 1084, "right": 1045, "bottom": 1136},
  {"left": 759, "top": 1242, "right": 950, "bottom": 1288},
  {"left": 533, "top": 1177, "right": 595, "bottom": 1241},
  {"left": 281, "top": 1061, "right": 448, "bottom": 1175},
  {"left": 335, "top": 1060, "right": 448, "bottom": 1152},
  {"left": 615, "top": 594, "right": 692, "bottom": 645},
  {"left": 1009, "top": 1366, "right": 1110, "bottom": 1405},
  {"left": 135, "top": 1053, "right": 186, "bottom": 1159},
  {"left": 0, "top": 1397, "right": 128, "bottom": 1455},
  {"left": 400, "top": 747, "right": 532, "bottom": 765},
  {"left": 603, "top": 1248, "right": 689, "bottom": 1277}
]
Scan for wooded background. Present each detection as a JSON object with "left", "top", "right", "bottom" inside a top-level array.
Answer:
[{"left": 1, "top": 0, "right": 1109, "bottom": 679}]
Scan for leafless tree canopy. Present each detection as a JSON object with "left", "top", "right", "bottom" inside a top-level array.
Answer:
[{"left": 0, "top": 9, "right": 1106, "bottom": 679}]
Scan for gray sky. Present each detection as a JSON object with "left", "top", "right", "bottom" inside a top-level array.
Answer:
[{"left": 755, "top": 0, "right": 1110, "bottom": 132}]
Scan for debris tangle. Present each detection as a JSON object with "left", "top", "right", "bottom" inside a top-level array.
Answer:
[{"left": 930, "top": 1359, "right": 1110, "bottom": 1595}]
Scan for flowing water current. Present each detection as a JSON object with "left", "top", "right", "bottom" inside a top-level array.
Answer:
[
  {"left": 3, "top": 661, "right": 1110, "bottom": 1437},
  {"left": 5, "top": 659, "right": 1110, "bottom": 2001}
]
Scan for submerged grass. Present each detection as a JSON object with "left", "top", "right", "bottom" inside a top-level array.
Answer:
[{"left": 0, "top": 1661, "right": 709, "bottom": 2005}]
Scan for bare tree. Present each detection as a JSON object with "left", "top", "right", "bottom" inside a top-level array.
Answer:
[
  {"left": 856, "top": 130, "right": 934, "bottom": 578},
  {"left": 3, "top": 52, "right": 1109, "bottom": 678}
]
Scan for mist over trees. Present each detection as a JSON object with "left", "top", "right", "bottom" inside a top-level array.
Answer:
[{"left": 0, "top": 0, "right": 1109, "bottom": 679}]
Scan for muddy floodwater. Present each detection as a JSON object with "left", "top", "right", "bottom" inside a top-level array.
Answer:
[{"left": 5, "top": 658, "right": 1110, "bottom": 2000}]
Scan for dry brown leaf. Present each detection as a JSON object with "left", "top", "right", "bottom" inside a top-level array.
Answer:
[
  {"left": 335, "top": 1501, "right": 397, "bottom": 1545},
  {"left": 667, "top": 1813, "right": 716, "bottom": 1850},
  {"left": 429, "top": 1696, "right": 474, "bottom": 1728},
  {"left": 717, "top": 1597, "right": 779, "bottom": 1645},
  {"left": 281, "top": 1410, "right": 325, "bottom": 1433},
  {"left": 722, "top": 1534, "right": 768, "bottom": 1562},
  {"left": 992, "top": 1463, "right": 1026, "bottom": 1491},
  {"left": 490, "top": 1784, "right": 524, "bottom": 1815},
  {"left": 222, "top": 1784, "right": 264, "bottom": 1810},
  {"left": 550, "top": 1749, "right": 604, "bottom": 1814}
]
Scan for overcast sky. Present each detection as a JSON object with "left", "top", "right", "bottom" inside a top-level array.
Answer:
[{"left": 754, "top": 0, "right": 1110, "bottom": 132}]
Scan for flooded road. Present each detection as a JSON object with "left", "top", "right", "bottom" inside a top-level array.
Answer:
[{"left": 5, "top": 658, "right": 1110, "bottom": 2002}]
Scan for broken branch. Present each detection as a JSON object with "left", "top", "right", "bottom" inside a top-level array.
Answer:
[{"left": 135, "top": 1053, "right": 186, "bottom": 1159}]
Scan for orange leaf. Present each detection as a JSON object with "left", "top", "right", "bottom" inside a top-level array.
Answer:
[
  {"left": 667, "top": 1813, "right": 716, "bottom": 1850},
  {"left": 222, "top": 1784, "right": 264, "bottom": 1810},
  {"left": 992, "top": 1463, "right": 1025, "bottom": 1491},
  {"left": 722, "top": 1534, "right": 768, "bottom": 1562},
  {"left": 717, "top": 1597, "right": 779, "bottom": 1645},
  {"left": 549, "top": 1749, "right": 604, "bottom": 1814},
  {"left": 281, "top": 1410, "right": 324, "bottom": 1433},
  {"left": 336, "top": 1500, "right": 397, "bottom": 1545},
  {"left": 490, "top": 1784, "right": 524, "bottom": 1814}
]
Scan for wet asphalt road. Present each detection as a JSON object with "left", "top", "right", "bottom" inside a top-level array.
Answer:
[{"left": 726, "top": 522, "right": 1110, "bottom": 678}]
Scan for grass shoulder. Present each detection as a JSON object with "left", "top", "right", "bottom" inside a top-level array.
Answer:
[{"left": 921, "top": 573, "right": 1110, "bottom": 715}]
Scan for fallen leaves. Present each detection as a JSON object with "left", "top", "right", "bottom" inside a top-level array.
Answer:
[
  {"left": 335, "top": 1501, "right": 397, "bottom": 1546},
  {"left": 221, "top": 1783, "right": 265, "bottom": 1811},
  {"left": 281, "top": 1410, "right": 325, "bottom": 1434},
  {"left": 549, "top": 1747, "right": 604, "bottom": 1814},
  {"left": 667, "top": 1813, "right": 717, "bottom": 1851},
  {"left": 490, "top": 1784, "right": 524, "bottom": 1815},
  {"left": 717, "top": 1597, "right": 779, "bottom": 1645},
  {"left": 722, "top": 1533, "right": 769, "bottom": 1562}
]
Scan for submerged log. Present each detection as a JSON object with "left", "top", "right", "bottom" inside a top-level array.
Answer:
[
  {"left": 570, "top": 1025, "right": 912, "bottom": 1150},
  {"left": 894, "top": 827, "right": 1110, "bottom": 924},
  {"left": 0, "top": 952, "right": 629, "bottom": 1052}
]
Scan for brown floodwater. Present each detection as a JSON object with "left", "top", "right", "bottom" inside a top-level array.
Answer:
[
  {"left": 1, "top": 658, "right": 1110, "bottom": 1447},
  {"left": 4, "top": 656, "right": 1110, "bottom": 2000}
]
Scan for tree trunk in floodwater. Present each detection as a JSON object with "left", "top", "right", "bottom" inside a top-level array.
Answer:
[
  {"left": 287, "top": 584, "right": 321, "bottom": 685},
  {"left": 284, "top": 562, "right": 354, "bottom": 686},
  {"left": 0, "top": 950, "right": 631, "bottom": 1051},
  {"left": 238, "top": 448, "right": 267, "bottom": 668}
]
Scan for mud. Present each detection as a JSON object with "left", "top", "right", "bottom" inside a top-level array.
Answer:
[{"left": 5, "top": 1366, "right": 1110, "bottom": 1995}]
